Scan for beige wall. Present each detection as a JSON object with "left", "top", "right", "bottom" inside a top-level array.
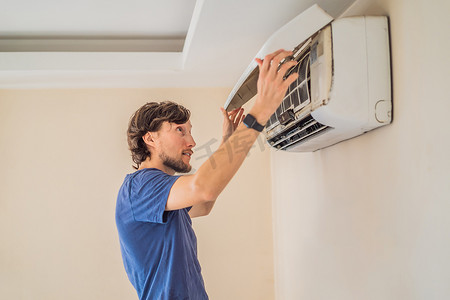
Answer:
[
  {"left": 0, "top": 88, "right": 274, "bottom": 299},
  {"left": 271, "top": 0, "right": 450, "bottom": 299}
]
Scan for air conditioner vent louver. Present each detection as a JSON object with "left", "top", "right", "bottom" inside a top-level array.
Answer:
[{"left": 268, "top": 115, "right": 332, "bottom": 150}]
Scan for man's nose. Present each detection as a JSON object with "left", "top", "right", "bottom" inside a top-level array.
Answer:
[{"left": 187, "top": 134, "right": 196, "bottom": 148}]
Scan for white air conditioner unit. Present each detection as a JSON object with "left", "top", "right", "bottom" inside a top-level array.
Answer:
[{"left": 224, "top": 4, "right": 392, "bottom": 151}]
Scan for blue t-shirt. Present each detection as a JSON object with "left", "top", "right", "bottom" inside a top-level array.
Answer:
[{"left": 115, "top": 168, "right": 208, "bottom": 300}]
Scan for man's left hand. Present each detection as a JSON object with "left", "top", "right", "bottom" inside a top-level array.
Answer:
[{"left": 220, "top": 107, "right": 244, "bottom": 143}]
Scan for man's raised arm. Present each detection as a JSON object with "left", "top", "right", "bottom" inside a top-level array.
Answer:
[{"left": 166, "top": 49, "right": 298, "bottom": 213}]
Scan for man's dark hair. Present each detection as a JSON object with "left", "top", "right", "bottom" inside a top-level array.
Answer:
[{"left": 127, "top": 101, "right": 191, "bottom": 169}]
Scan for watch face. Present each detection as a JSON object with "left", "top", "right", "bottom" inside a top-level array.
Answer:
[
  {"left": 245, "top": 114, "right": 255, "bottom": 125},
  {"left": 244, "top": 114, "right": 263, "bottom": 132}
]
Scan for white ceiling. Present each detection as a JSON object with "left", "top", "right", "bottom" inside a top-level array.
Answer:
[
  {"left": 0, "top": 0, "right": 356, "bottom": 88},
  {"left": 0, "top": 0, "right": 196, "bottom": 37}
]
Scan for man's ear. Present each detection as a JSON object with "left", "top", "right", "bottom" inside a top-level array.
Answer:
[{"left": 142, "top": 132, "right": 156, "bottom": 147}]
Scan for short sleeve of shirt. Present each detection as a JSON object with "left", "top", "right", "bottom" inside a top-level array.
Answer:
[{"left": 129, "top": 169, "right": 180, "bottom": 224}]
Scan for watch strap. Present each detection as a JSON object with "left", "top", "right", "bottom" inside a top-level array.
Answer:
[{"left": 243, "top": 114, "right": 265, "bottom": 132}]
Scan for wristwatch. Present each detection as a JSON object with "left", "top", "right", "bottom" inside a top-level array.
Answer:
[{"left": 243, "top": 114, "right": 265, "bottom": 132}]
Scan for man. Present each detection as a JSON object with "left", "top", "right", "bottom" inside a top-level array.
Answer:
[{"left": 115, "top": 49, "right": 298, "bottom": 299}]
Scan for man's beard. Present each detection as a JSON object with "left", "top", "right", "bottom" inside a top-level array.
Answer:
[{"left": 159, "top": 151, "right": 191, "bottom": 173}]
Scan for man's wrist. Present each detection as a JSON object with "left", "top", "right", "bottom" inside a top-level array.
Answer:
[
  {"left": 248, "top": 106, "right": 271, "bottom": 126},
  {"left": 243, "top": 114, "right": 265, "bottom": 132}
]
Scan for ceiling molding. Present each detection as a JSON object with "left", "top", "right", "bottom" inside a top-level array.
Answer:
[
  {"left": 0, "top": 52, "right": 183, "bottom": 71},
  {"left": 0, "top": 0, "right": 204, "bottom": 72},
  {"left": 181, "top": 0, "right": 205, "bottom": 68},
  {"left": 0, "top": 37, "right": 185, "bottom": 52}
]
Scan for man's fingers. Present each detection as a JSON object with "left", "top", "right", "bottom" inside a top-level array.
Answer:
[
  {"left": 234, "top": 108, "right": 244, "bottom": 125},
  {"left": 272, "top": 50, "right": 293, "bottom": 65},
  {"left": 228, "top": 107, "right": 240, "bottom": 116},
  {"left": 220, "top": 107, "right": 228, "bottom": 118},
  {"left": 239, "top": 114, "right": 246, "bottom": 125},
  {"left": 222, "top": 107, "right": 238, "bottom": 116},
  {"left": 262, "top": 49, "right": 284, "bottom": 71},
  {"left": 257, "top": 49, "right": 285, "bottom": 73},
  {"left": 256, "top": 49, "right": 294, "bottom": 78},
  {"left": 277, "top": 60, "right": 298, "bottom": 82},
  {"left": 282, "top": 72, "right": 299, "bottom": 90},
  {"left": 268, "top": 50, "right": 294, "bottom": 78},
  {"left": 255, "top": 58, "right": 263, "bottom": 68}
]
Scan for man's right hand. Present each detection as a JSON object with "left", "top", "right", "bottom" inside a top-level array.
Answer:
[{"left": 250, "top": 49, "right": 298, "bottom": 125}]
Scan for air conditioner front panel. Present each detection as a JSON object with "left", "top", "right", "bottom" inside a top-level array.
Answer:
[
  {"left": 317, "top": 16, "right": 391, "bottom": 130},
  {"left": 320, "top": 17, "right": 370, "bottom": 128}
]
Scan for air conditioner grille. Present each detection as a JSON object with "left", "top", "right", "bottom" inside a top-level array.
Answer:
[{"left": 268, "top": 115, "right": 332, "bottom": 150}]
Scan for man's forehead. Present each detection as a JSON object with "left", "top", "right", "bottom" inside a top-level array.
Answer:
[{"left": 162, "top": 120, "right": 192, "bottom": 129}]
